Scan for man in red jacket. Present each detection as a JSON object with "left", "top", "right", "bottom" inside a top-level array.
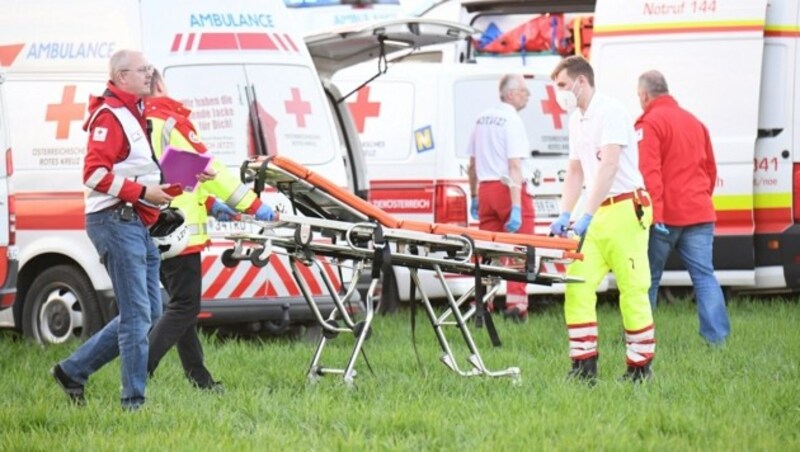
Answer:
[
  {"left": 636, "top": 70, "right": 730, "bottom": 344},
  {"left": 51, "top": 49, "right": 175, "bottom": 410}
]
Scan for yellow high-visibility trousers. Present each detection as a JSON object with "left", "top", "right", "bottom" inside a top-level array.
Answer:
[{"left": 565, "top": 195, "right": 655, "bottom": 366}]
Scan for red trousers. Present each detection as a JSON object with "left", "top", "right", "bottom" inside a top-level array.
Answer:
[{"left": 478, "top": 181, "right": 535, "bottom": 309}]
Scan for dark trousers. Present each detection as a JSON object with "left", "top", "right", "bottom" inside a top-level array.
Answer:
[{"left": 147, "top": 252, "right": 214, "bottom": 386}]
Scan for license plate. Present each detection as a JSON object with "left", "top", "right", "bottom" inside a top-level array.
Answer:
[{"left": 534, "top": 197, "right": 561, "bottom": 217}]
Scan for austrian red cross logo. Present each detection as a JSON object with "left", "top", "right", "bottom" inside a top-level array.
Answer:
[
  {"left": 284, "top": 87, "right": 311, "bottom": 128},
  {"left": 46, "top": 85, "right": 87, "bottom": 140},
  {"left": 541, "top": 85, "right": 566, "bottom": 129},
  {"left": 346, "top": 87, "right": 380, "bottom": 133}
]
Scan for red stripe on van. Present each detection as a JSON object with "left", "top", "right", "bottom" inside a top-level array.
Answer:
[
  {"left": 283, "top": 34, "right": 299, "bottom": 52},
  {"left": 594, "top": 25, "right": 763, "bottom": 38},
  {"left": 237, "top": 33, "right": 278, "bottom": 50},
  {"left": 16, "top": 192, "right": 84, "bottom": 230},
  {"left": 715, "top": 209, "right": 754, "bottom": 235},
  {"left": 198, "top": 33, "right": 238, "bottom": 50},
  {"left": 321, "top": 259, "right": 341, "bottom": 293},
  {"left": 765, "top": 30, "right": 800, "bottom": 38},
  {"left": 271, "top": 258, "right": 300, "bottom": 296},
  {"left": 265, "top": 281, "right": 277, "bottom": 297},
  {"left": 296, "top": 262, "right": 322, "bottom": 295},
  {"left": 0, "top": 44, "right": 24, "bottom": 67},
  {"left": 272, "top": 33, "right": 288, "bottom": 51},
  {"left": 229, "top": 264, "right": 263, "bottom": 298},
  {"left": 185, "top": 33, "right": 196, "bottom": 51},
  {"left": 203, "top": 263, "right": 237, "bottom": 299},
  {"left": 171, "top": 34, "right": 182, "bottom": 52},
  {"left": 755, "top": 207, "right": 793, "bottom": 234}
]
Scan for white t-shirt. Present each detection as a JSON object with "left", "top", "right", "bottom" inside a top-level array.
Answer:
[
  {"left": 567, "top": 92, "right": 644, "bottom": 195},
  {"left": 466, "top": 102, "right": 530, "bottom": 181}
]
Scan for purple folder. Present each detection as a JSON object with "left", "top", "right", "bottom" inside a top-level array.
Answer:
[{"left": 159, "top": 146, "right": 212, "bottom": 192}]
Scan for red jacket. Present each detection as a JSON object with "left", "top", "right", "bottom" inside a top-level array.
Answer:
[
  {"left": 635, "top": 95, "right": 717, "bottom": 226},
  {"left": 82, "top": 82, "right": 159, "bottom": 225}
]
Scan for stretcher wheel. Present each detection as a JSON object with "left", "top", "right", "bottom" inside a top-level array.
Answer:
[
  {"left": 352, "top": 321, "right": 372, "bottom": 341},
  {"left": 221, "top": 249, "right": 239, "bottom": 268},
  {"left": 322, "top": 320, "right": 339, "bottom": 339},
  {"left": 250, "top": 247, "right": 270, "bottom": 268}
]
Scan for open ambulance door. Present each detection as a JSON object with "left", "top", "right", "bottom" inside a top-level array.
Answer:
[
  {"left": 305, "top": 18, "right": 479, "bottom": 200},
  {"left": 590, "top": 0, "right": 769, "bottom": 289}
]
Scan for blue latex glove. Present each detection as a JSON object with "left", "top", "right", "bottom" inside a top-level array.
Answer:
[
  {"left": 654, "top": 222, "right": 669, "bottom": 236},
  {"left": 549, "top": 212, "right": 571, "bottom": 237},
  {"left": 470, "top": 197, "right": 479, "bottom": 220},
  {"left": 505, "top": 205, "right": 522, "bottom": 232},
  {"left": 255, "top": 204, "right": 275, "bottom": 221},
  {"left": 211, "top": 199, "right": 237, "bottom": 221},
  {"left": 573, "top": 213, "right": 593, "bottom": 237}
]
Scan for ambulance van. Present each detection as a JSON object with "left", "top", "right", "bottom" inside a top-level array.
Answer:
[
  {"left": 330, "top": 63, "right": 584, "bottom": 305},
  {"left": 0, "top": 0, "right": 371, "bottom": 344},
  {"left": 370, "top": 0, "right": 800, "bottom": 296}
]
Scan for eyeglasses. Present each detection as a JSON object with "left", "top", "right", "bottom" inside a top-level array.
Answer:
[{"left": 121, "top": 65, "right": 153, "bottom": 74}]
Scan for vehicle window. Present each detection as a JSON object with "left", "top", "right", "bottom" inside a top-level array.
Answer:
[{"left": 454, "top": 78, "right": 569, "bottom": 159}]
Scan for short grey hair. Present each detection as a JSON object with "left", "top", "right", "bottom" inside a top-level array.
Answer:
[
  {"left": 108, "top": 49, "right": 140, "bottom": 82},
  {"left": 639, "top": 70, "right": 670, "bottom": 97},
  {"left": 499, "top": 74, "right": 524, "bottom": 101}
]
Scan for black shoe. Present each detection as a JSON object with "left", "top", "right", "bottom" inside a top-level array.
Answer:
[
  {"left": 621, "top": 363, "right": 653, "bottom": 383},
  {"left": 193, "top": 379, "right": 225, "bottom": 393},
  {"left": 567, "top": 356, "right": 598, "bottom": 385},
  {"left": 503, "top": 307, "right": 528, "bottom": 323},
  {"left": 50, "top": 364, "right": 85, "bottom": 405}
]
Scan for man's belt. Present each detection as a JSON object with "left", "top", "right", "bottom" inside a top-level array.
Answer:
[{"left": 600, "top": 188, "right": 648, "bottom": 207}]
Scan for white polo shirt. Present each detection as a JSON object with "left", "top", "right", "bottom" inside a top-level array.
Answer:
[
  {"left": 567, "top": 92, "right": 644, "bottom": 195},
  {"left": 466, "top": 102, "right": 530, "bottom": 181}
]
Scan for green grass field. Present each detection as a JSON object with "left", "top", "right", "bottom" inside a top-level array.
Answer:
[{"left": 1, "top": 297, "right": 798, "bottom": 451}]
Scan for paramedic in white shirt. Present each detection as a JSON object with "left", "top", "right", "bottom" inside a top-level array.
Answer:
[
  {"left": 549, "top": 56, "right": 655, "bottom": 383},
  {"left": 467, "top": 74, "right": 535, "bottom": 322}
]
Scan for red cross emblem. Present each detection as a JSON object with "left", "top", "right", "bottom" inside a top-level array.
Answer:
[
  {"left": 541, "top": 85, "right": 566, "bottom": 129},
  {"left": 346, "top": 86, "right": 380, "bottom": 133},
  {"left": 46, "top": 85, "right": 87, "bottom": 140},
  {"left": 284, "top": 87, "right": 311, "bottom": 128}
]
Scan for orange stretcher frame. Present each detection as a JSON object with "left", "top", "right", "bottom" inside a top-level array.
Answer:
[
  {"left": 223, "top": 155, "right": 585, "bottom": 386},
  {"left": 268, "top": 156, "right": 583, "bottom": 261}
]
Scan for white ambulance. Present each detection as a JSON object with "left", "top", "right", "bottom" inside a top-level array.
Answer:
[
  {"left": 0, "top": 0, "right": 372, "bottom": 344},
  {"left": 330, "top": 63, "right": 585, "bottom": 305},
  {"left": 388, "top": 0, "right": 800, "bottom": 295}
]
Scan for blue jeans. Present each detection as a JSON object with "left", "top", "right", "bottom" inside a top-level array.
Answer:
[
  {"left": 60, "top": 208, "right": 162, "bottom": 408},
  {"left": 648, "top": 222, "right": 730, "bottom": 343}
]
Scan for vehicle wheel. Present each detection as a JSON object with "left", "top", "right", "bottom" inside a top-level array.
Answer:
[
  {"left": 377, "top": 268, "right": 401, "bottom": 315},
  {"left": 250, "top": 247, "right": 270, "bottom": 268},
  {"left": 22, "top": 265, "right": 103, "bottom": 345},
  {"left": 221, "top": 249, "right": 239, "bottom": 268}
]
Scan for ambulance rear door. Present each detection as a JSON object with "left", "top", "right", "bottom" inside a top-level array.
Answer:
[
  {"left": 141, "top": 1, "right": 350, "bottom": 319},
  {"left": 591, "top": 0, "right": 769, "bottom": 288},
  {"left": 761, "top": 0, "right": 800, "bottom": 288},
  {"left": 305, "top": 18, "right": 479, "bottom": 224}
]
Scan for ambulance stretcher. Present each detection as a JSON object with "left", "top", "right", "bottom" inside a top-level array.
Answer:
[{"left": 222, "top": 156, "right": 584, "bottom": 386}]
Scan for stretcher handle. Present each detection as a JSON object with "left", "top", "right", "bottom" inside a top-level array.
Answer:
[
  {"left": 442, "top": 234, "right": 473, "bottom": 264},
  {"left": 549, "top": 229, "right": 585, "bottom": 253},
  {"left": 345, "top": 221, "right": 378, "bottom": 252}
]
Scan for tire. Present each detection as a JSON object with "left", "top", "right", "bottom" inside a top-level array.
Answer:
[{"left": 22, "top": 265, "right": 103, "bottom": 345}]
